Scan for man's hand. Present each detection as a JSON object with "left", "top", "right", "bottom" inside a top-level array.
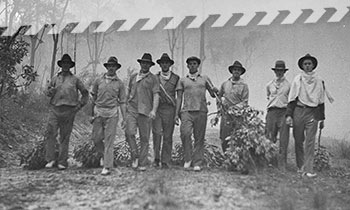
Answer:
[
  {"left": 90, "top": 116, "right": 95, "bottom": 124},
  {"left": 210, "top": 116, "right": 219, "bottom": 127},
  {"left": 149, "top": 110, "right": 156, "bottom": 120},
  {"left": 45, "top": 86, "right": 57, "bottom": 97},
  {"left": 319, "top": 120, "right": 324, "bottom": 129},
  {"left": 212, "top": 87, "right": 219, "bottom": 94},
  {"left": 286, "top": 116, "right": 293, "bottom": 127},
  {"left": 175, "top": 116, "right": 180, "bottom": 126},
  {"left": 74, "top": 103, "right": 83, "bottom": 112}
]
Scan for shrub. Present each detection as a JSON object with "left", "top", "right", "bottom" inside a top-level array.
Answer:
[
  {"left": 332, "top": 139, "right": 350, "bottom": 160},
  {"left": 221, "top": 106, "right": 278, "bottom": 172},
  {"left": 314, "top": 145, "right": 331, "bottom": 171},
  {"left": 19, "top": 138, "right": 53, "bottom": 170},
  {"left": 73, "top": 140, "right": 141, "bottom": 168},
  {"left": 171, "top": 142, "right": 224, "bottom": 167}
]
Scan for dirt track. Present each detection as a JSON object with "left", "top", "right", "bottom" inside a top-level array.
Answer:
[{"left": 1, "top": 165, "right": 350, "bottom": 210}]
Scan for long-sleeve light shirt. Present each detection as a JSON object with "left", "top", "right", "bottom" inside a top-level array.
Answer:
[
  {"left": 266, "top": 77, "right": 290, "bottom": 109},
  {"left": 218, "top": 78, "right": 249, "bottom": 108}
]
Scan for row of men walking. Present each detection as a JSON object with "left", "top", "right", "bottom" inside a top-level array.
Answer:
[{"left": 43, "top": 52, "right": 333, "bottom": 177}]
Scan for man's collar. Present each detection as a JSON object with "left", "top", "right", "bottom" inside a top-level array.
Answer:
[
  {"left": 58, "top": 71, "right": 73, "bottom": 76},
  {"left": 275, "top": 76, "right": 286, "bottom": 83},
  {"left": 229, "top": 77, "right": 242, "bottom": 82},
  {"left": 103, "top": 73, "right": 119, "bottom": 81}
]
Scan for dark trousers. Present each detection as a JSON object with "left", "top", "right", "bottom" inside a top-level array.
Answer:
[
  {"left": 293, "top": 106, "right": 318, "bottom": 173},
  {"left": 125, "top": 111, "right": 151, "bottom": 167},
  {"left": 45, "top": 105, "right": 76, "bottom": 166},
  {"left": 180, "top": 111, "right": 207, "bottom": 167},
  {"left": 265, "top": 108, "right": 290, "bottom": 168},
  {"left": 220, "top": 113, "right": 238, "bottom": 153},
  {"left": 152, "top": 105, "right": 176, "bottom": 165}
]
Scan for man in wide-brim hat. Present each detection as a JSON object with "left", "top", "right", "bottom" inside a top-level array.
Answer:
[
  {"left": 152, "top": 53, "right": 179, "bottom": 169},
  {"left": 44, "top": 54, "right": 89, "bottom": 170},
  {"left": 215, "top": 60, "right": 249, "bottom": 155},
  {"left": 125, "top": 53, "right": 160, "bottom": 171},
  {"left": 265, "top": 60, "right": 291, "bottom": 171},
  {"left": 228, "top": 60, "right": 246, "bottom": 75},
  {"left": 286, "top": 53, "right": 333, "bottom": 178},
  {"left": 137, "top": 53, "right": 155, "bottom": 66},
  {"left": 91, "top": 56, "right": 126, "bottom": 175},
  {"left": 175, "top": 56, "right": 218, "bottom": 172}
]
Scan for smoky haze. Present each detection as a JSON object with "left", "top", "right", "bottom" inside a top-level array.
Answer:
[{"left": 0, "top": 0, "right": 349, "bottom": 139}]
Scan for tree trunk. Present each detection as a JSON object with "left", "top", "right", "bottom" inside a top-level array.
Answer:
[
  {"left": 199, "top": 23, "right": 206, "bottom": 74},
  {"left": 73, "top": 33, "right": 77, "bottom": 74},
  {"left": 30, "top": 36, "right": 37, "bottom": 67},
  {"left": 181, "top": 28, "right": 185, "bottom": 76},
  {"left": 50, "top": 34, "right": 59, "bottom": 79},
  {"left": 60, "top": 32, "right": 64, "bottom": 57},
  {"left": 93, "top": 33, "right": 98, "bottom": 75}
]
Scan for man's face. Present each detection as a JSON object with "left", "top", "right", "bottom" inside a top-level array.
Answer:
[
  {"left": 187, "top": 60, "right": 199, "bottom": 74},
  {"left": 159, "top": 61, "right": 171, "bottom": 72},
  {"left": 231, "top": 67, "right": 242, "bottom": 78},
  {"left": 302, "top": 59, "right": 315, "bottom": 72},
  {"left": 106, "top": 65, "right": 118, "bottom": 75},
  {"left": 140, "top": 61, "right": 152, "bottom": 73},
  {"left": 61, "top": 62, "right": 71, "bottom": 71},
  {"left": 274, "top": 69, "right": 286, "bottom": 79}
]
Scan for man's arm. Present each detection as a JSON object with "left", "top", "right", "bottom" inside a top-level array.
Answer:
[
  {"left": 77, "top": 78, "right": 89, "bottom": 107},
  {"left": 205, "top": 76, "right": 218, "bottom": 98},
  {"left": 175, "top": 90, "right": 183, "bottom": 125},
  {"left": 149, "top": 76, "right": 160, "bottom": 119},
  {"left": 266, "top": 84, "right": 270, "bottom": 100},
  {"left": 45, "top": 78, "right": 57, "bottom": 97},
  {"left": 241, "top": 83, "right": 249, "bottom": 106}
]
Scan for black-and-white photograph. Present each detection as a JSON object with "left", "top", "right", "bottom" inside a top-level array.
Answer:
[{"left": 0, "top": 0, "right": 349, "bottom": 209}]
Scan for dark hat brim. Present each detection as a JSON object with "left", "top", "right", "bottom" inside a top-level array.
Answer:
[
  {"left": 156, "top": 59, "right": 174, "bottom": 65},
  {"left": 271, "top": 68, "right": 288, "bottom": 71},
  {"left": 57, "top": 60, "right": 75, "bottom": 68},
  {"left": 229, "top": 65, "right": 246, "bottom": 75},
  {"left": 137, "top": 59, "right": 155, "bottom": 66},
  {"left": 298, "top": 55, "right": 318, "bottom": 70},
  {"left": 103, "top": 62, "right": 122, "bottom": 69}
]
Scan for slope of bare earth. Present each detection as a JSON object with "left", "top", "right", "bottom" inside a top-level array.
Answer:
[{"left": 0, "top": 164, "right": 350, "bottom": 210}]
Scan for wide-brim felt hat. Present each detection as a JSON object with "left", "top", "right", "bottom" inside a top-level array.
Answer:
[
  {"left": 156, "top": 53, "right": 174, "bottom": 65},
  {"left": 186, "top": 56, "right": 201, "bottom": 65},
  {"left": 103, "top": 56, "right": 122, "bottom": 69},
  {"left": 298, "top": 53, "right": 318, "bottom": 70},
  {"left": 271, "top": 60, "right": 288, "bottom": 71},
  {"left": 57, "top": 54, "right": 75, "bottom": 68},
  {"left": 137, "top": 53, "right": 155, "bottom": 66},
  {"left": 228, "top": 60, "right": 246, "bottom": 75}
]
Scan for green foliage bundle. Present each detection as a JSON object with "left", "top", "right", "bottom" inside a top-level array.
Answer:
[
  {"left": 0, "top": 27, "right": 38, "bottom": 98},
  {"left": 113, "top": 140, "right": 138, "bottom": 166},
  {"left": 73, "top": 140, "right": 141, "bottom": 168},
  {"left": 73, "top": 141, "right": 102, "bottom": 168},
  {"left": 222, "top": 106, "right": 278, "bottom": 171},
  {"left": 0, "top": 152, "right": 6, "bottom": 168},
  {"left": 314, "top": 145, "right": 331, "bottom": 171},
  {"left": 171, "top": 142, "right": 225, "bottom": 167},
  {"left": 20, "top": 138, "right": 48, "bottom": 170}
]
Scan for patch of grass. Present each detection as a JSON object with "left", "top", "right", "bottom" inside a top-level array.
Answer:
[
  {"left": 331, "top": 139, "right": 350, "bottom": 160},
  {"left": 312, "top": 188, "right": 328, "bottom": 210}
]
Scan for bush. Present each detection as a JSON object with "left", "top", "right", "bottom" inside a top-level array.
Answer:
[
  {"left": 314, "top": 145, "right": 331, "bottom": 171},
  {"left": 73, "top": 140, "right": 141, "bottom": 168},
  {"left": 19, "top": 138, "right": 48, "bottom": 170},
  {"left": 332, "top": 139, "right": 350, "bottom": 160},
  {"left": 221, "top": 106, "right": 278, "bottom": 172},
  {"left": 171, "top": 142, "right": 224, "bottom": 167}
]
